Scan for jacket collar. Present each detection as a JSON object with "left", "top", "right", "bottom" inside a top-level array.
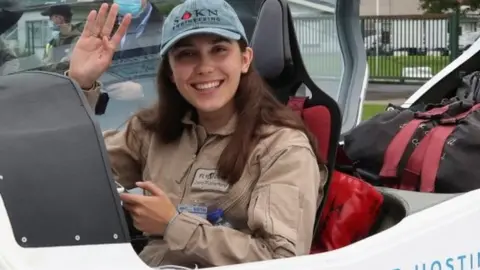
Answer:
[{"left": 182, "top": 111, "right": 237, "bottom": 136}]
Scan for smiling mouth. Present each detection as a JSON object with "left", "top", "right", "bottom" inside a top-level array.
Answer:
[{"left": 191, "top": 80, "right": 224, "bottom": 92}]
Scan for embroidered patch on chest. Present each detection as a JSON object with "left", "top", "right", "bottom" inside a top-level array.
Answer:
[{"left": 191, "top": 168, "right": 230, "bottom": 192}]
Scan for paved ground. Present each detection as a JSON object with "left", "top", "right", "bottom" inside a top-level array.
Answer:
[{"left": 365, "top": 83, "right": 420, "bottom": 101}]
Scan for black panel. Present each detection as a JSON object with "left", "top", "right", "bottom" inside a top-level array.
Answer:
[{"left": 0, "top": 71, "right": 130, "bottom": 248}]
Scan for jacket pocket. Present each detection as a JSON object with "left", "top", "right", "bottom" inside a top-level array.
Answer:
[{"left": 247, "top": 184, "right": 301, "bottom": 246}]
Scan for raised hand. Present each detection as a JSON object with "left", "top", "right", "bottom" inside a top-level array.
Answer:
[{"left": 69, "top": 3, "right": 131, "bottom": 89}]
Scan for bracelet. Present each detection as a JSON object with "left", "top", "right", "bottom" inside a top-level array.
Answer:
[{"left": 64, "top": 70, "right": 100, "bottom": 91}]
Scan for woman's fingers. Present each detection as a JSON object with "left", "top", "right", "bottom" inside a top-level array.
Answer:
[
  {"left": 110, "top": 14, "right": 132, "bottom": 48},
  {"left": 81, "top": 10, "right": 97, "bottom": 38},
  {"left": 102, "top": 4, "right": 119, "bottom": 37},
  {"left": 77, "top": 4, "right": 130, "bottom": 54},
  {"left": 92, "top": 3, "right": 109, "bottom": 37},
  {"left": 103, "top": 36, "right": 115, "bottom": 52}
]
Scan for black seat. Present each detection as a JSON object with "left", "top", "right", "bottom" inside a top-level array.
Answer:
[
  {"left": 250, "top": 0, "right": 342, "bottom": 252},
  {"left": 251, "top": 0, "right": 342, "bottom": 170}
]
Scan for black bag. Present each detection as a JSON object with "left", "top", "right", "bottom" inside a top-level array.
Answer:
[{"left": 344, "top": 72, "right": 480, "bottom": 193}]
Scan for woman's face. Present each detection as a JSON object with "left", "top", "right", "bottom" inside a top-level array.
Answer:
[{"left": 168, "top": 34, "right": 253, "bottom": 117}]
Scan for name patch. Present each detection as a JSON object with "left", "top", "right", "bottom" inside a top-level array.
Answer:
[
  {"left": 191, "top": 168, "right": 230, "bottom": 192},
  {"left": 177, "top": 204, "right": 208, "bottom": 219}
]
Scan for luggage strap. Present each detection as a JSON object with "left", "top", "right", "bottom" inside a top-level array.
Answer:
[
  {"left": 401, "top": 102, "right": 480, "bottom": 192},
  {"left": 396, "top": 121, "right": 437, "bottom": 190},
  {"left": 380, "top": 101, "right": 477, "bottom": 189},
  {"left": 379, "top": 105, "right": 450, "bottom": 183}
]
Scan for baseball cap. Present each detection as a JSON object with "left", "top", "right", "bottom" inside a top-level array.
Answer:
[
  {"left": 41, "top": 4, "right": 72, "bottom": 18},
  {"left": 159, "top": 0, "right": 248, "bottom": 56}
]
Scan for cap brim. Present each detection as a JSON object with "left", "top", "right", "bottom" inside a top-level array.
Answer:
[{"left": 160, "top": 28, "right": 242, "bottom": 56}]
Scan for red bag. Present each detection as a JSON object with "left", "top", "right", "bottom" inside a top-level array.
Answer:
[{"left": 310, "top": 170, "right": 384, "bottom": 253}]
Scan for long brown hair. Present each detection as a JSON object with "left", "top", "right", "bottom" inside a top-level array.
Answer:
[{"left": 126, "top": 41, "right": 321, "bottom": 184}]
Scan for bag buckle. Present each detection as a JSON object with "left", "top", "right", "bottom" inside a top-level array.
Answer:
[
  {"left": 414, "top": 112, "right": 443, "bottom": 120},
  {"left": 439, "top": 118, "right": 458, "bottom": 125}
]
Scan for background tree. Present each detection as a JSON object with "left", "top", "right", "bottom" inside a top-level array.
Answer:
[
  {"left": 419, "top": 0, "right": 480, "bottom": 13},
  {"left": 151, "top": 0, "right": 181, "bottom": 15}
]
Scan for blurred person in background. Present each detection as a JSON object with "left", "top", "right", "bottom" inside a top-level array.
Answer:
[
  {"left": 112, "top": 0, "right": 164, "bottom": 59},
  {"left": 41, "top": 4, "right": 83, "bottom": 65}
]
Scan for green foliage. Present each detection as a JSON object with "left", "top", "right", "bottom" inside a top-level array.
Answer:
[
  {"left": 419, "top": 0, "right": 480, "bottom": 13},
  {"left": 151, "top": 0, "right": 182, "bottom": 15},
  {"left": 157, "top": 3, "right": 177, "bottom": 15}
]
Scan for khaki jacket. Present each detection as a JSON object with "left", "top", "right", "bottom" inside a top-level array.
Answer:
[{"left": 81, "top": 81, "right": 327, "bottom": 268}]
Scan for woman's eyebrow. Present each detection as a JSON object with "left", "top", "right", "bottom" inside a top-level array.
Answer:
[
  {"left": 172, "top": 37, "right": 232, "bottom": 51},
  {"left": 210, "top": 37, "right": 231, "bottom": 44}
]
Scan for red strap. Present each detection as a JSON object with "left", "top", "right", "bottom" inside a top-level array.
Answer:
[
  {"left": 288, "top": 97, "right": 306, "bottom": 117},
  {"left": 379, "top": 119, "right": 425, "bottom": 178},
  {"left": 399, "top": 131, "right": 434, "bottom": 190},
  {"left": 419, "top": 126, "right": 455, "bottom": 192},
  {"left": 415, "top": 104, "right": 452, "bottom": 118},
  {"left": 379, "top": 106, "right": 450, "bottom": 179},
  {"left": 420, "top": 103, "right": 480, "bottom": 192}
]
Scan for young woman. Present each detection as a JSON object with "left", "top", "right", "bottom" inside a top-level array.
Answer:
[{"left": 67, "top": 0, "right": 327, "bottom": 268}]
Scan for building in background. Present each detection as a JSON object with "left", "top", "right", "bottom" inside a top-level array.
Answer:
[{"left": 360, "top": 0, "right": 423, "bottom": 16}]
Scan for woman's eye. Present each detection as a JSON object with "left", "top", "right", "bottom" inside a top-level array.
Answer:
[
  {"left": 213, "top": 46, "right": 228, "bottom": 53},
  {"left": 177, "top": 51, "right": 196, "bottom": 58}
]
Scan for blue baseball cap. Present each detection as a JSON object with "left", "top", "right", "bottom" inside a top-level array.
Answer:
[{"left": 159, "top": 0, "right": 248, "bottom": 56}]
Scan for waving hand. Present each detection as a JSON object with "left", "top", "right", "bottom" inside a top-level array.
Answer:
[{"left": 69, "top": 3, "right": 131, "bottom": 89}]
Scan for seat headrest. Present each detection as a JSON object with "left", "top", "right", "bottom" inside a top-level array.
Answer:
[
  {"left": 250, "top": 0, "right": 292, "bottom": 80},
  {"left": 229, "top": 2, "right": 258, "bottom": 40}
]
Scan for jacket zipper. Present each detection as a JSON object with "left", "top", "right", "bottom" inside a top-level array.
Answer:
[
  {"left": 178, "top": 154, "right": 197, "bottom": 204},
  {"left": 178, "top": 136, "right": 214, "bottom": 204},
  {"left": 178, "top": 135, "right": 259, "bottom": 220}
]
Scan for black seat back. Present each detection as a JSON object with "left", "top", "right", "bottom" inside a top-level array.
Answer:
[{"left": 250, "top": 0, "right": 297, "bottom": 104}]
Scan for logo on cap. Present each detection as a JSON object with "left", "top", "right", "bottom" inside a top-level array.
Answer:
[
  {"left": 181, "top": 11, "right": 192, "bottom": 20},
  {"left": 173, "top": 9, "right": 221, "bottom": 30}
]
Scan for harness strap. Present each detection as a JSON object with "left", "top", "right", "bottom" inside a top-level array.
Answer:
[{"left": 287, "top": 96, "right": 306, "bottom": 118}]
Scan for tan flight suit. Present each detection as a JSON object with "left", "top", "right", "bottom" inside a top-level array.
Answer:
[{"left": 79, "top": 78, "right": 328, "bottom": 268}]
